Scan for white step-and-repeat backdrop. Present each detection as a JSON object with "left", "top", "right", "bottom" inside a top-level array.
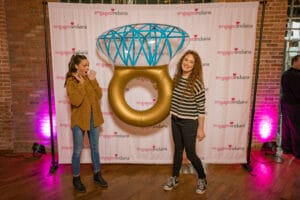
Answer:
[{"left": 48, "top": 2, "right": 258, "bottom": 164}]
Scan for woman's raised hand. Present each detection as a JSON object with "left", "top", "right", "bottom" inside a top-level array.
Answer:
[
  {"left": 73, "top": 72, "right": 85, "bottom": 84},
  {"left": 88, "top": 70, "right": 96, "bottom": 80}
]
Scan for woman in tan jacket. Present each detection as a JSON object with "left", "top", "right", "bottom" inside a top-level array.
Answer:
[{"left": 65, "top": 54, "right": 107, "bottom": 193}]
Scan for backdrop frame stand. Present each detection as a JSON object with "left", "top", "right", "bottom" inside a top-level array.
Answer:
[
  {"left": 242, "top": 0, "right": 267, "bottom": 172},
  {"left": 274, "top": 113, "right": 284, "bottom": 163},
  {"left": 42, "top": 0, "right": 267, "bottom": 172},
  {"left": 42, "top": 0, "right": 58, "bottom": 174}
]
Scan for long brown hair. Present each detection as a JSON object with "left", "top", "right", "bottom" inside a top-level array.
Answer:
[
  {"left": 64, "top": 54, "right": 87, "bottom": 87},
  {"left": 173, "top": 50, "right": 204, "bottom": 94}
]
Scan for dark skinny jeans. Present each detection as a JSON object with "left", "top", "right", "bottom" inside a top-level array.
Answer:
[{"left": 171, "top": 115, "right": 206, "bottom": 179}]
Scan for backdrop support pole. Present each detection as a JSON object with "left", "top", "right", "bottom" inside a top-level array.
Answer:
[
  {"left": 243, "top": 0, "right": 267, "bottom": 172},
  {"left": 42, "top": 0, "right": 58, "bottom": 174}
]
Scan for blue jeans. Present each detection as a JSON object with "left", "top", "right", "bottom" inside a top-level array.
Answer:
[{"left": 72, "top": 113, "right": 100, "bottom": 176}]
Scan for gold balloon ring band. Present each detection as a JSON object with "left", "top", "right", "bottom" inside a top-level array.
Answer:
[{"left": 108, "top": 65, "right": 172, "bottom": 127}]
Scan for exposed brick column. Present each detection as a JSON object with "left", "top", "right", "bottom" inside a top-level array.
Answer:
[
  {"left": 0, "top": 0, "right": 13, "bottom": 152},
  {"left": 5, "top": 0, "right": 57, "bottom": 152}
]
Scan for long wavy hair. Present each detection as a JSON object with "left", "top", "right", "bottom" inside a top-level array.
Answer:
[
  {"left": 173, "top": 50, "right": 204, "bottom": 94},
  {"left": 64, "top": 54, "right": 87, "bottom": 87}
]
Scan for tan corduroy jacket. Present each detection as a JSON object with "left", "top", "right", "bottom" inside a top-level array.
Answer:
[{"left": 66, "top": 76, "right": 104, "bottom": 131}]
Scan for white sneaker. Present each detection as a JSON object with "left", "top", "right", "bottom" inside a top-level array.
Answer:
[
  {"left": 196, "top": 178, "right": 207, "bottom": 194},
  {"left": 163, "top": 176, "right": 179, "bottom": 191}
]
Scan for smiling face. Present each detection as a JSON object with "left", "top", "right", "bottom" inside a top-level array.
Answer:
[
  {"left": 181, "top": 53, "right": 195, "bottom": 76},
  {"left": 75, "top": 59, "right": 89, "bottom": 76}
]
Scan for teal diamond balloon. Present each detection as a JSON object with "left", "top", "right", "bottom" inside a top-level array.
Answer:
[{"left": 96, "top": 23, "right": 190, "bottom": 66}]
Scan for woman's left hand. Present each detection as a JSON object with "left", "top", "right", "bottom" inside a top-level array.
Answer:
[
  {"left": 88, "top": 70, "right": 96, "bottom": 80},
  {"left": 197, "top": 128, "right": 205, "bottom": 142}
]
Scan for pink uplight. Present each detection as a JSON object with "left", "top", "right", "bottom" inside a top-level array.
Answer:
[
  {"left": 35, "top": 99, "right": 57, "bottom": 139},
  {"left": 259, "top": 119, "right": 271, "bottom": 139},
  {"left": 40, "top": 115, "right": 56, "bottom": 138},
  {"left": 258, "top": 115, "right": 274, "bottom": 141},
  {"left": 254, "top": 104, "right": 279, "bottom": 143}
]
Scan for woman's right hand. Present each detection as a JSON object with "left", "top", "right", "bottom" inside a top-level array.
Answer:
[{"left": 73, "top": 72, "right": 84, "bottom": 84}]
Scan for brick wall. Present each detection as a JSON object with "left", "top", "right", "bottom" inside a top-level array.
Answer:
[
  {"left": 0, "top": 0, "right": 13, "bottom": 152},
  {"left": 253, "top": 0, "right": 287, "bottom": 146},
  {"left": 1, "top": 0, "right": 288, "bottom": 152},
  {"left": 4, "top": 0, "right": 57, "bottom": 152},
  {"left": 218, "top": 0, "right": 287, "bottom": 147}
]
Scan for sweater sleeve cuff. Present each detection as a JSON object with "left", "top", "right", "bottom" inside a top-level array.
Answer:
[{"left": 90, "top": 79, "right": 99, "bottom": 87}]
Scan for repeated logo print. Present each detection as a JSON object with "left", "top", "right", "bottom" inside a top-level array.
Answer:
[
  {"left": 54, "top": 48, "right": 88, "bottom": 56},
  {"left": 100, "top": 131, "right": 130, "bottom": 139},
  {"left": 212, "top": 145, "right": 245, "bottom": 152},
  {"left": 213, "top": 121, "right": 246, "bottom": 129},
  {"left": 218, "top": 21, "right": 254, "bottom": 30},
  {"left": 53, "top": 21, "right": 87, "bottom": 30},
  {"left": 214, "top": 97, "right": 248, "bottom": 106},
  {"left": 189, "top": 34, "right": 211, "bottom": 42},
  {"left": 94, "top": 8, "right": 128, "bottom": 16},
  {"left": 136, "top": 145, "right": 167, "bottom": 152},
  {"left": 101, "top": 153, "right": 130, "bottom": 161},
  {"left": 215, "top": 72, "right": 250, "bottom": 81},
  {"left": 217, "top": 48, "right": 251, "bottom": 56},
  {"left": 177, "top": 8, "right": 212, "bottom": 16}
]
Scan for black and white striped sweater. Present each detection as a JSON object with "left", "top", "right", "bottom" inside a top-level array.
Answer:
[{"left": 170, "top": 77, "right": 205, "bottom": 119}]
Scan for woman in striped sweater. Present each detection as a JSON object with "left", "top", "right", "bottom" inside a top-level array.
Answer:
[{"left": 163, "top": 50, "right": 207, "bottom": 194}]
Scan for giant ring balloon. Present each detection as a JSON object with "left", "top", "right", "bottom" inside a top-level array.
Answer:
[{"left": 97, "top": 23, "right": 189, "bottom": 127}]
